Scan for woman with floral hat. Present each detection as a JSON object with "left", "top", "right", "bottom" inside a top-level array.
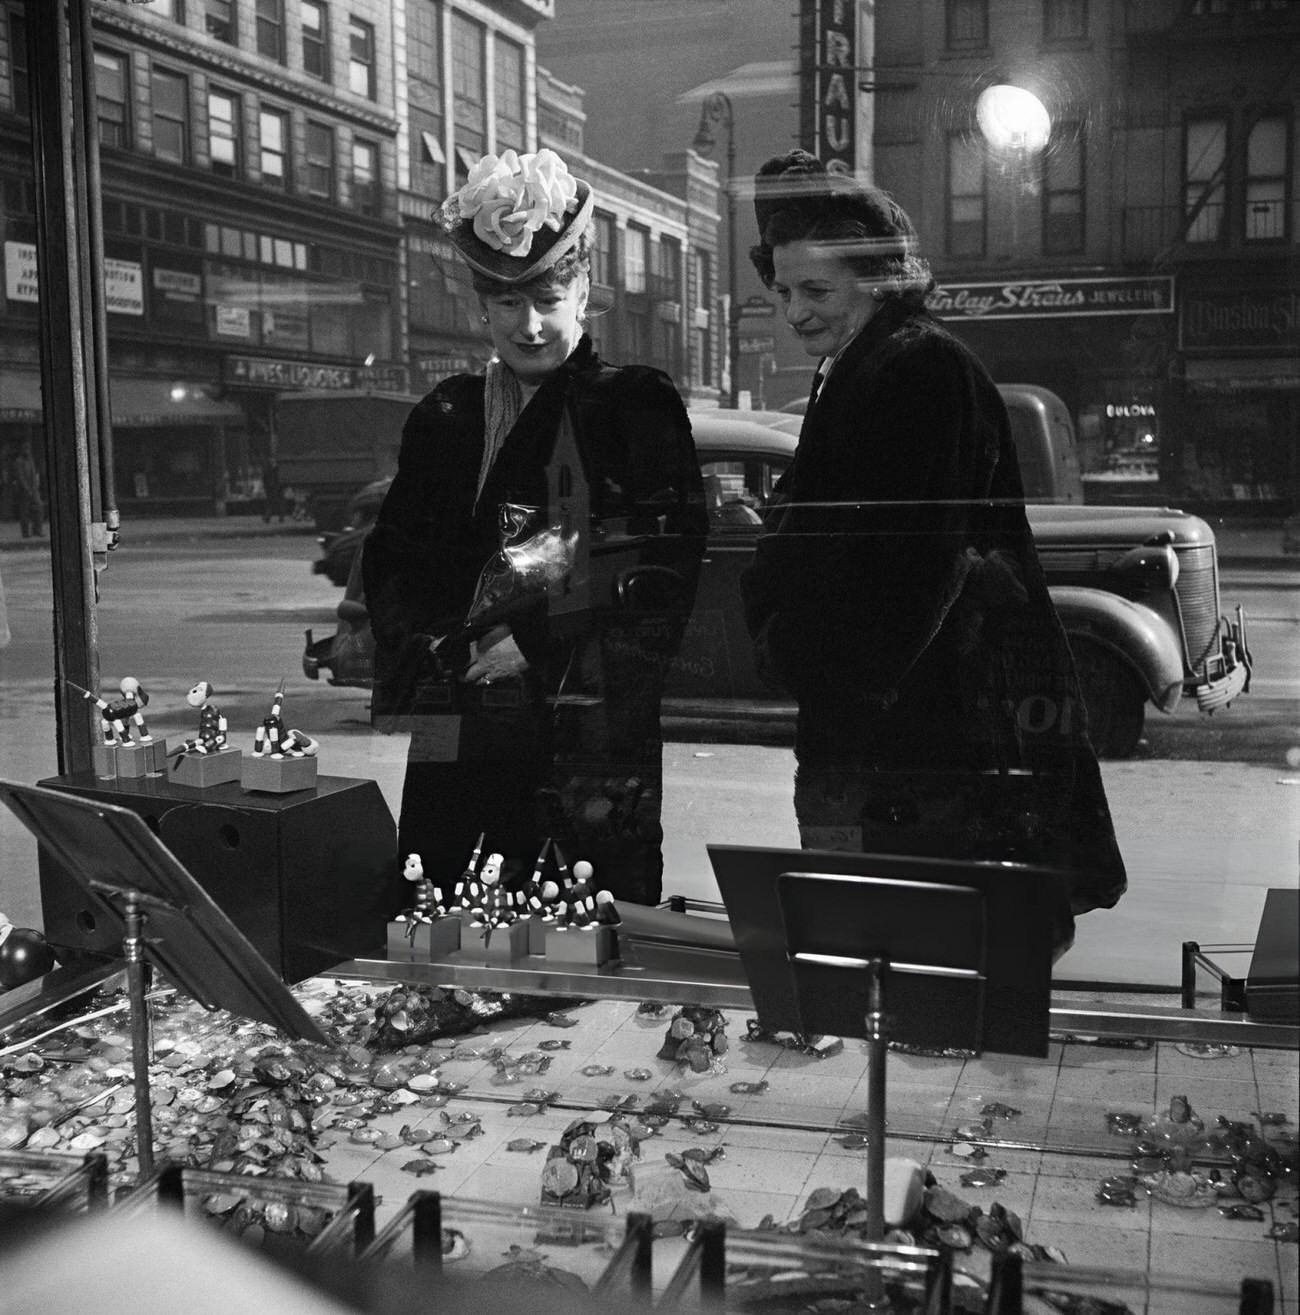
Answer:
[{"left": 363, "top": 149, "right": 707, "bottom": 906}]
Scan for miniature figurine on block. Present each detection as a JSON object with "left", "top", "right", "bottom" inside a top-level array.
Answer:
[
  {"left": 470, "top": 851, "right": 529, "bottom": 963},
  {"left": 241, "top": 682, "right": 319, "bottom": 792},
  {"left": 544, "top": 858, "right": 618, "bottom": 966},
  {"left": 387, "top": 852, "right": 460, "bottom": 961},
  {"left": 168, "top": 681, "right": 242, "bottom": 787},
  {"left": 70, "top": 677, "right": 168, "bottom": 777}
]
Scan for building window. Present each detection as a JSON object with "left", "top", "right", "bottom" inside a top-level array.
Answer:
[
  {"left": 945, "top": 0, "right": 988, "bottom": 47},
  {"left": 348, "top": 17, "right": 375, "bottom": 99},
  {"left": 451, "top": 12, "right": 486, "bottom": 159},
  {"left": 408, "top": 1, "right": 443, "bottom": 189},
  {"left": 1184, "top": 116, "right": 1227, "bottom": 243},
  {"left": 656, "top": 234, "right": 682, "bottom": 301},
  {"left": 591, "top": 212, "right": 615, "bottom": 287},
  {"left": 7, "top": 11, "right": 28, "bottom": 115},
  {"left": 208, "top": 88, "right": 240, "bottom": 178},
  {"left": 946, "top": 133, "right": 985, "bottom": 256},
  {"left": 306, "top": 120, "right": 335, "bottom": 199},
  {"left": 255, "top": 0, "right": 284, "bottom": 63},
  {"left": 624, "top": 225, "right": 648, "bottom": 294},
  {"left": 94, "top": 49, "right": 130, "bottom": 149},
  {"left": 409, "top": 0, "right": 442, "bottom": 90},
  {"left": 352, "top": 138, "right": 378, "bottom": 215},
  {"left": 150, "top": 67, "right": 189, "bottom": 164},
  {"left": 1043, "top": 124, "right": 1084, "bottom": 254},
  {"left": 494, "top": 35, "right": 525, "bottom": 154},
  {"left": 1245, "top": 114, "right": 1287, "bottom": 242},
  {"left": 302, "top": 1, "right": 329, "bottom": 80},
  {"left": 1043, "top": 0, "right": 1086, "bottom": 40},
  {"left": 204, "top": 0, "right": 235, "bottom": 43},
  {"left": 259, "top": 107, "right": 289, "bottom": 189},
  {"left": 140, "top": 0, "right": 182, "bottom": 19}
]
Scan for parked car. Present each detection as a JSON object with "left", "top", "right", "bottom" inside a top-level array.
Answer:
[
  {"left": 304, "top": 395, "right": 1252, "bottom": 757},
  {"left": 312, "top": 476, "right": 392, "bottom": 586}
]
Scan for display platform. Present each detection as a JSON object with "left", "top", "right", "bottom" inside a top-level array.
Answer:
[{"left": 35, "top": 771, "right": 399, "bottom": 982}]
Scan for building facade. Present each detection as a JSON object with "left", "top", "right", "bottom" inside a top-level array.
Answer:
[
  {"left": 2, "top": 0, "right": 406, "bottom": 515},
  {"left": 0, "top": 0, "right": 723, "bottom": 517},
  {"left": 871, "top": 0, "right": 1299, "bottom": 512}
]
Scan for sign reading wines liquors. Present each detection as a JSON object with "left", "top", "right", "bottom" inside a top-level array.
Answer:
[{"left": 928, "top": 276, "right": 1175, "bottom": 321}]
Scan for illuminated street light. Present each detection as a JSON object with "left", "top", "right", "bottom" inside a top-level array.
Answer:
[
  {"left": 976, "top": 84, "right": 1051, "bottom": 154},
  {"left": 692, "top": 91, "right": 740, "bottom": 408}
]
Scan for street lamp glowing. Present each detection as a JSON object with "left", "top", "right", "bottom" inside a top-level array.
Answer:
[{"left": 976, "top": 84, "right": 1051, "bottom": 153}]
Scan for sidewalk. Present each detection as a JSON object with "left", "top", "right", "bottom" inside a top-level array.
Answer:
[{"left": 0, "top": 511, "right": 1293, "bottom": 567}]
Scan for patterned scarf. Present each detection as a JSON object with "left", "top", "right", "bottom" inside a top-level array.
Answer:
[{"left": 476, "top": 356, "right": 523, "bottom": 508}]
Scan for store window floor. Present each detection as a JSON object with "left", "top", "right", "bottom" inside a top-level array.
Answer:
[{"left": 292, "top": 985, "right": 1298, "bottom": 1307}]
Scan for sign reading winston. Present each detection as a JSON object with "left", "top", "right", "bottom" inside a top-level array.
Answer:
[{"left": 929, "top": 276, "right": 1175, "bottom": 321}]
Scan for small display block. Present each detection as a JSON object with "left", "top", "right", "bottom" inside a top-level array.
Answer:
[
  {"left": 169, "top": 747, "right": 242, "bottom": 789},
  {"left": 545, "top": 924, "right": 617, "bottom": 967},
  {"left": 91, "top": 744, "right": 118, "bottom": 779},
  {"left": 242, "top": 754, "right": 318, "bottom": 794},
  {"left": 386, "top": 915, "right": 462, "bottom": 962},
  {"left": 472, "top": 919, "right": 530, "bottom": 964},
  {"left": 114, "top": 743, "right": 150, "bottom": 778},
  {"left": 523, "top": 915, "right": 552, "bottom": 955}
]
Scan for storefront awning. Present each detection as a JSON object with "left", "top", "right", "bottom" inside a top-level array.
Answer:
[
  {"left": 0, "top": 372, "right": 246, "bottom": 426},
  {"left": 1185, "top": 357, "right": 1300, "bottom": 393}
]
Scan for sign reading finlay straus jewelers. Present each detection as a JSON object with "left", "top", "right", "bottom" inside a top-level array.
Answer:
[{"left": 928, "top": 276, "right": 1175, "bottom": 321}]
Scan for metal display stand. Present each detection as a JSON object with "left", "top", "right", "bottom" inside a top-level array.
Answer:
[
  {"left": 769, "top": 869, "right": 1051, "bottom": 1312},
  {"left": 0, "top": 779, "right": 328, "bottom": 1177}
]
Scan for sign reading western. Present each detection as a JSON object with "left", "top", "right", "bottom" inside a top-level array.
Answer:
[
  {"left": 928, "top": 276, "right": 1175, "bottom": 320},
  {"left": 5, "top": 241, "right": 144, "bottom": 314},
  {"left": 799, "top": 0, "right": 857, "bottom": 174}
]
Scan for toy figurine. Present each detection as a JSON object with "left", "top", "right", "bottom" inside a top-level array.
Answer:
[
  {"left": 403, "top": 853, "right": 445, "bottom": 919},
  {"left": 173, "top": 681, "right": 228, "bottom": 755},
  {"left": 252, "top": 682, "right": 318, "bottom": 759},
  {"left": 68, "top": 677, "right": 153, "bottom": 746},
  {"left": 454, "top": 833, "right": 487, "bottom": 910}
]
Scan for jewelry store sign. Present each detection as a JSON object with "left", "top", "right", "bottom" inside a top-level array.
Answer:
[
  {"left": 5, "top": 240, "right": 144, "bottom": 314},
  {"left": 928, "top": 276, "right": 1174, "bottom": 321}
]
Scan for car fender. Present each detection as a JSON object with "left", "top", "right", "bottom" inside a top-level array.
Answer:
[{"left": 1049, "top": 585, "right": 1184, "bottom": 713}]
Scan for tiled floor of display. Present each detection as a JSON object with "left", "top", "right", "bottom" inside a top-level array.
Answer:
[{"left": 1, "top": 976, "right": 1296, "bottom": 1311}]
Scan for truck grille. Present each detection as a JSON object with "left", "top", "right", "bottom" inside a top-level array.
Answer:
[{"left": 1174, "top": 545, "right": 1221, "bottom": 671}]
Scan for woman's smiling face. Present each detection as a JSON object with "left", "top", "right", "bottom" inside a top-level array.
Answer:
[
  {"left": 770, "top": 240, "right": 879, "bottom": 359},
  {"left": 480, "top": 274, "right": 588, "bottom": 384}
]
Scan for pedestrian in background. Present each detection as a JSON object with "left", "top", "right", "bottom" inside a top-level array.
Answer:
[
  {"left": 261, "top": 457, "right": 284, "bottom": 523},
  {"left": 12, "top": 441, "right": 43, "bottom": 539},
  {"left": 741, "top": 150, "right": 1126, "bottom": 953}
]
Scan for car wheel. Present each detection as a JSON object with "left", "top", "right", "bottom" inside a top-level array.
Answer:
[{"left": 1072, "top": 641, "right": 1146, "bottom": 759}]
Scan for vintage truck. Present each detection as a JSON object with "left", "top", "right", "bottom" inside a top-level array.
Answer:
[{"left": 303, "top": 385, "right": 1253, "bottom": 758}]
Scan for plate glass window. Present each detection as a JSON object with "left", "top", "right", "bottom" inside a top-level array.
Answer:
[
  {"left": 1245, "top": 115, "right": 1287, "bottom": 242},
  {"left": 302, "top": 1, "right": 329, "bottom": 81},
  {"left": 94, "top": 48, "right": 130, "bottom": 149},
  {"left": 1184, "top": 116, "right": 1227, "bottom": 243},
  {"left": 348, "top": 17, "right": 375, "bottom": 99},
  {"left": 205, "top": 0, "right": 235, "bottom": 44},
  {"left": 307, "top": 121, "right": 335, "bottom": 200},
  {"left": 451, "top": 13, "right": 485, "bottom": 158},
  {"left": 150, "top": 67, "right": 189, "bottom": 164},
  {"left": 352, "top": 138, "right": 378, "bottom": 215},
  {"left": 259, "top": 107, "right": 289, "bottom": 189},
  {"left": 255, "top": 0, "right": 285, "bottom": 63},
  {"left": 947, "top": 132, "right": 986, "bottom": 256},
  {"left": 209, "top": 89, "right": 240, "bottom": 178}
]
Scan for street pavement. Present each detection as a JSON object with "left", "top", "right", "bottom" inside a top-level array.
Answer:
[{"left": 1, "top": 510, "right": 1296, "bottom": 989}]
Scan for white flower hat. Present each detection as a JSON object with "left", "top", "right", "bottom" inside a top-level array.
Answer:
[{"left": 440, "top": 148, "right": 594, "bottom": 284}]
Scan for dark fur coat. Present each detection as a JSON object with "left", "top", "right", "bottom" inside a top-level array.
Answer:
[
  {"left": 742, "top": 300, "right": 1126, "bottom": 947},
  {"left": 362, "top": 337, "right": 707, "bottom": 903}
]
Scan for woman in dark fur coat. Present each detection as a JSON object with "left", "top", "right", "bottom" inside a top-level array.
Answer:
[
  {"left": 741, "top": 152, "right": 1126, "bottom": 952},
  {"left": 363, "top": 149, "right": 706, "bottom": 905}
]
